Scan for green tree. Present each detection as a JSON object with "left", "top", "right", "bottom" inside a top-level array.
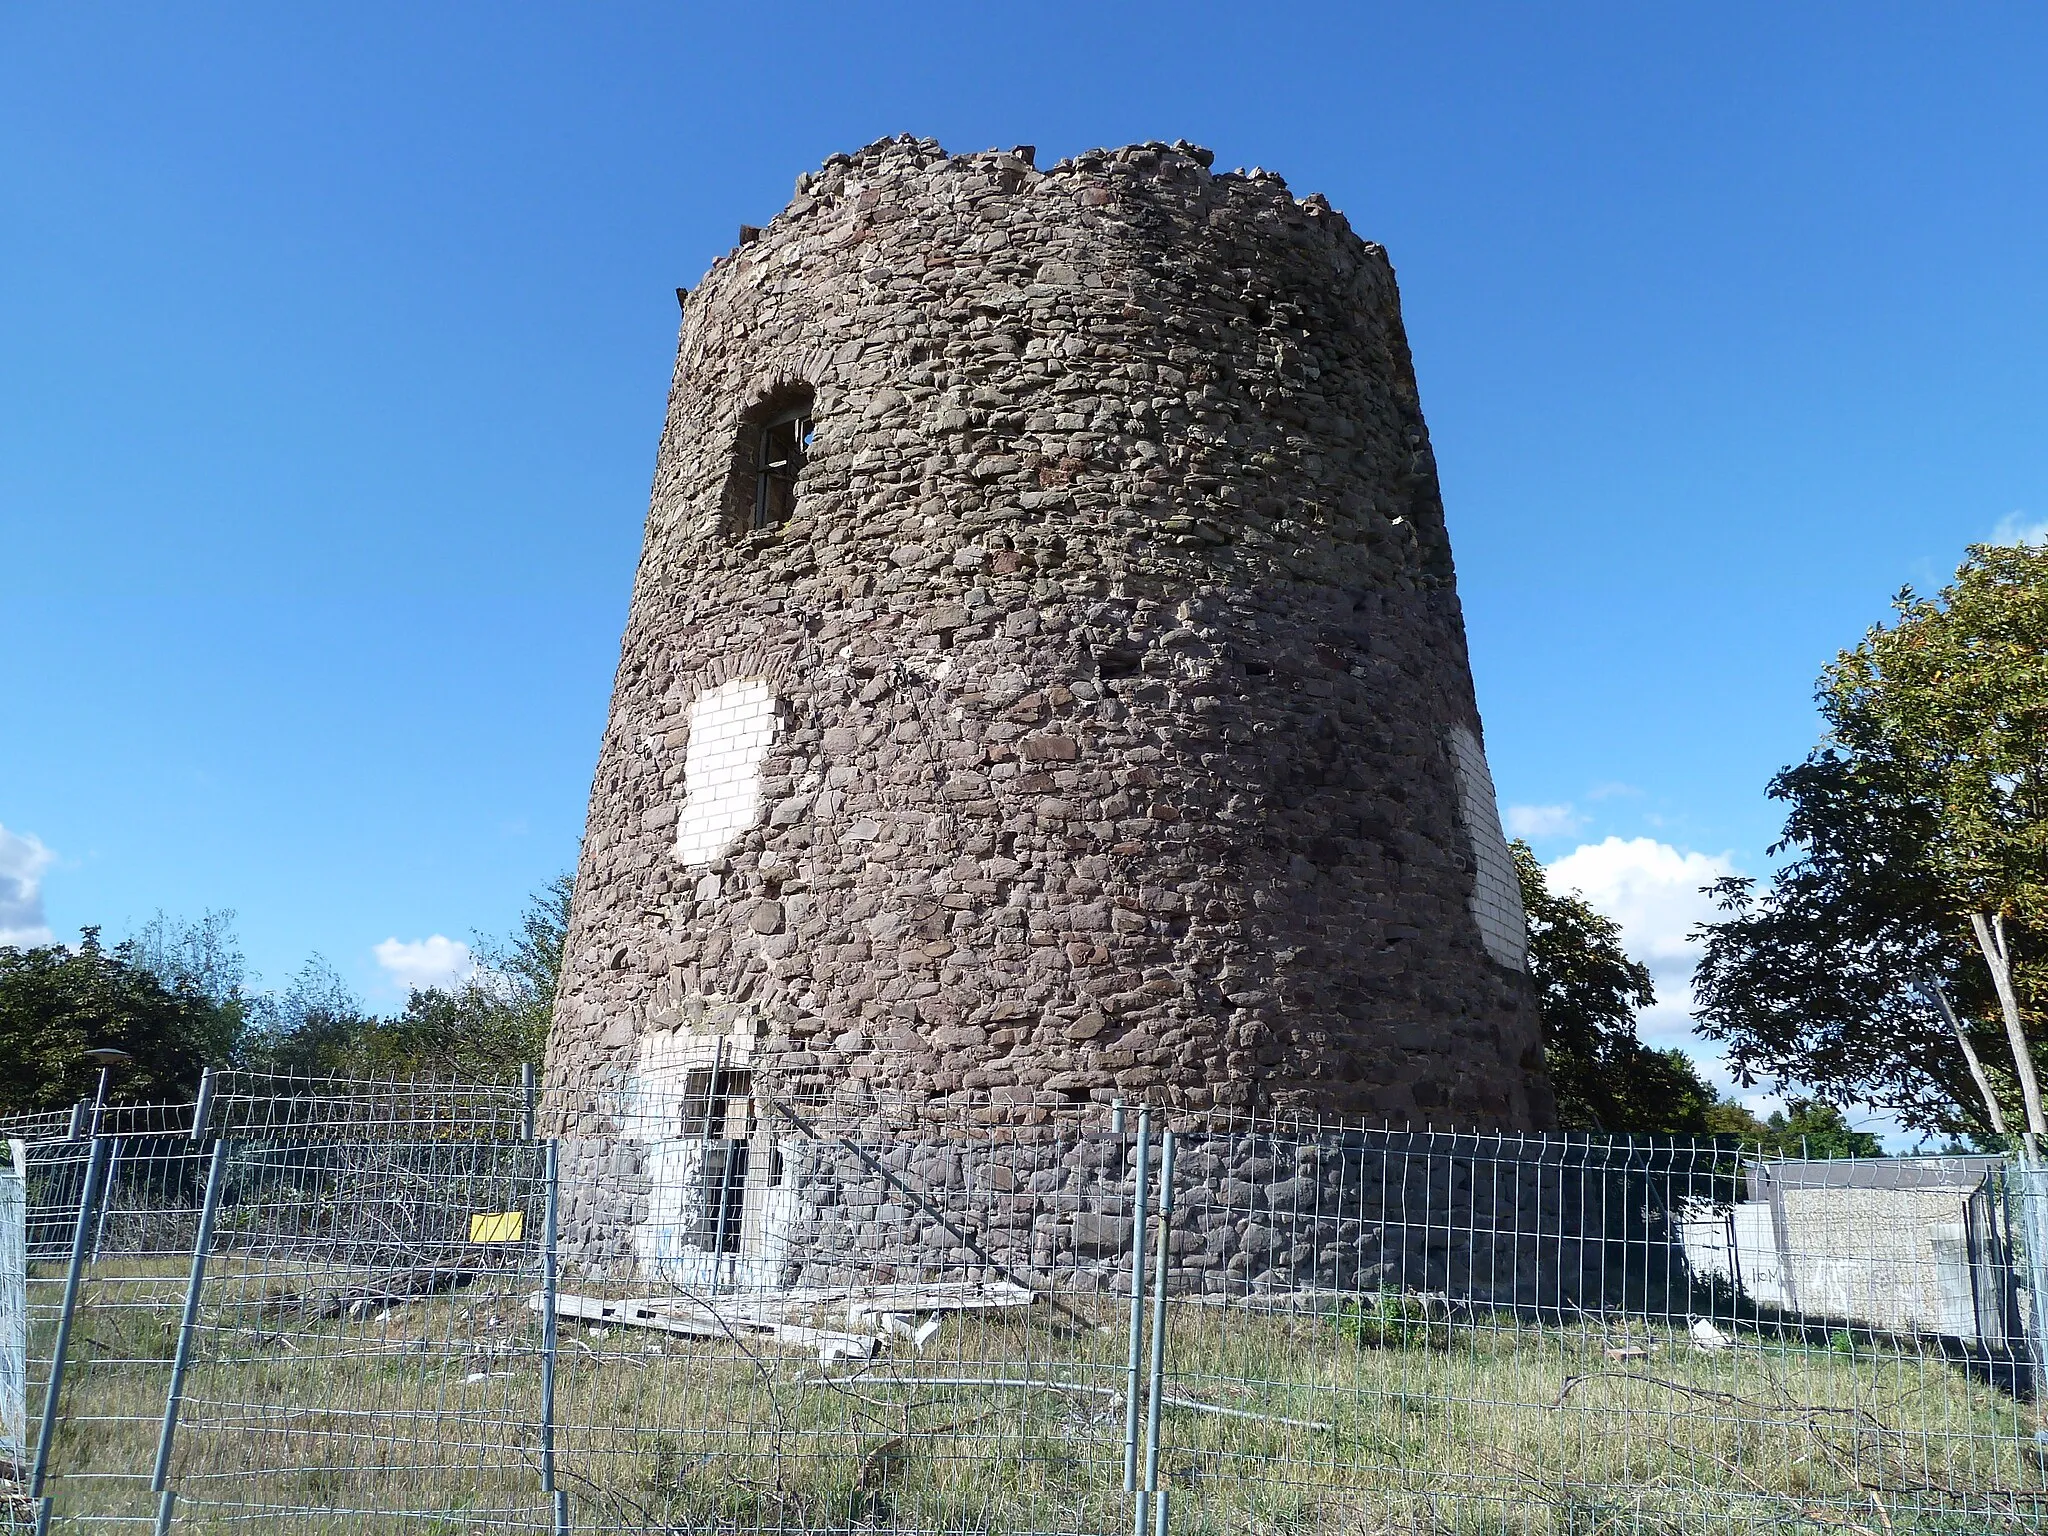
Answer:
[
  {"left": 236, "top": 874, "right": 573, "bottom": 1080},
  {"left": 126, "top": 909, "right": 249, "bottom": 1010},
  {"left": 1701, "top": 1098, "right": 1772, "bottom": 1143},
  {"left": 1686, "top": 1097, "right": 1884, "bottom": 1158},
  {"left": 324, "top": 983, "right": 546, "bottom": 1079},
  {"left": 237, "top": 956, "right": 381, "bottom": 1076},
  {"left": 1759, "top": 1099, "right": 1885, "bottom": 1159},
  {"left": 1693, "top": 543, "right": 2048, "bottom": 1144},
  {"left": 1515, "top": 842, "right": 1720, "bottom": 1133},
  {"left": 0, "top": 929, "right": 237, "bottom": 1113},
  {"left": 468, "top": 871, "right": 573, "bottom": 1057}
]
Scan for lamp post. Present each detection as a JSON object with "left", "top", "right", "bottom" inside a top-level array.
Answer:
[
  {"left": 83, "top": 1046, "right": 133, "bottom": 1138},
  {"left": 80, "top": 1047, "right": 133, "bottom": 1264}
]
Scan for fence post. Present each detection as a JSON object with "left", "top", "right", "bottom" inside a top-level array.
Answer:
[
  {"left": 152, "top": 1137, "right": 229, "bottom": 1494},
  {"left": 1143, "top": 1130, "right": 1176, "bottom": 1536},
  {"left": 2016, "top": 1161, "right": 2048, "bottom": 1394},
  {"left": 90, "top": 1136, "right": 122, "bottom": 1262},
  {"left": 1122, "top": 1108, "right": 1151, "bottom": 1493},
  {"left": 541, "top": 1136, "right": 559, "bottom": 1495},
  {"left": 189, "top": 1069, "right": 215, "bottom": 1145},
  {"left": 30, "top": 1135, "right": 109, "bottom": 1500}
]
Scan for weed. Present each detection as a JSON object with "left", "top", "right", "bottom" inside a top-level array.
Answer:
[{"left": 1336, "top": 1289, "right": 1453, "bottom": 1350}]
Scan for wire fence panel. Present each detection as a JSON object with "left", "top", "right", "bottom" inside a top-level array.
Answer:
[
  {"left": 1, "top": 1168, "right": 25, "bottom": 1490},
  {"left": 1146, "top": 1131, "right": 2046, "bottom": 1536},
  {"left": 208, "top": 1071, "right": 533, "bottom": 1145},
  {"left": 163, "top": 1141, "right": 548, "bottom": 1529},
  {"left": 27, "top": 1136, "right": 220, "bottom": 1533},
  {"left": 10, "top": 1075, "right": 2048, "bottom": 1535},
  {"left": 544, "top": 1098, "right": 1146, "bottom": 1536}
]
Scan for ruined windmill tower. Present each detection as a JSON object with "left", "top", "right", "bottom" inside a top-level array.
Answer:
[{"left": 545, "top": 136, "right": 1552, "bottom": 1136}]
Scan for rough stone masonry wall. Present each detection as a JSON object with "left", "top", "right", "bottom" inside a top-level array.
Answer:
[
  {"left": 782, "top": 1133, "right": 1670, "bottom": 1313},
  {"left": 546, "top": 135, "right": 1553, "bottom": 1135},
  {"left": 556, "top": 1122, "right": 1673, "bottom": 1316}
]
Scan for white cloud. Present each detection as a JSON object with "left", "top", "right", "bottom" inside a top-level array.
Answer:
[
  {"left": 1545, "top": 837, "right": 1931, "bottom": 1148},
  {"left": 1991, "top": 511, "right": 2048, "bottom": 547},
  {"left": 1544, "top": 836, "right": 1737, "bottom": 1049},
  {"left": 1504, "top": 803, "right": 1586, "bottom": 839},
  {"left": 1585, "top": 781, "right": 1643, "bottom": 802},
  {"left": 0, "top": 824, "right": 56, "bottom": 947},
  {"left": 373, "top": 934, "right": 476, "bottom": 993}
]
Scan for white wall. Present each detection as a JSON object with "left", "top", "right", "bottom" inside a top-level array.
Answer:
[
  {"left": 673, "top": 679, "right": 779, "bottom": 867},
  {"left": 1446, "top": 724, "right": 1527, "bottom": 971}
]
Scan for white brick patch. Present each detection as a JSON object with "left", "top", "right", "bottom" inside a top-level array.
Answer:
[
  {"left": 672, "top": 679, "right": 779, "bottom": 867},
  {"left": 1446, "top": 724, "right": 1527, "bottom": 971}
]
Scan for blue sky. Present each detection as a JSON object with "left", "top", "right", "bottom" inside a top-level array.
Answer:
[{"left": 4, "top": 5, "right": 2045, "bottom": 1119}]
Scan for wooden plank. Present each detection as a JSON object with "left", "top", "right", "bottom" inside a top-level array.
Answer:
[
  {"left": 535, "top": 1292, "right": 872, "bottom": 1357},
  {"left": 843, "top": 1282, "right": 1035, "bottom": 1323}
]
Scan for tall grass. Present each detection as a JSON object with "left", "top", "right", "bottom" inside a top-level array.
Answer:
[{"left": 23, "top": 1263, "right": 2048, "bottom": 1535}]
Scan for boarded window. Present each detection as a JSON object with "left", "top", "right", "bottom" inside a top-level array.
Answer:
[{"left": 693, "top": 1140, "right": 750, "bottom": 1254}]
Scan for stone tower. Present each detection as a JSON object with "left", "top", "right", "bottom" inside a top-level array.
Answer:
[{"left": 545, "top": 136, "right": 1552, "bottom": 1131}]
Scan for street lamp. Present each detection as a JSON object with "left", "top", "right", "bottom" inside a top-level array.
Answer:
[{"left": 83, "top": 1046, "right": 132, "bottom": 1138}]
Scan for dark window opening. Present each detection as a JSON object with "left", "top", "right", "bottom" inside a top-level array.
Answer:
[
  {"left": 696, "top": 1140, "right": 750, "bottom": 1253},
  {"left": 679, "top": 1067, "right": 752, "bottom": 1139},
  {"left": 681, "top": 1064, "right": 754, "bottom": 1255},
  {"left": 753, "top": 408, "right": 814, "bottom": 530}
]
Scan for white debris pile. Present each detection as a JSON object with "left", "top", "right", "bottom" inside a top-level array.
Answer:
[{"left": 530, "top": 1279, "right": 1034, "bottom": 1364}]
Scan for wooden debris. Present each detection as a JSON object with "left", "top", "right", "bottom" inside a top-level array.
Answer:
[
  {"left": 530, "top": 1279, "right": 1034, "bottom": 1362},
  {"left": 840, "top": 1280, "right": 1034, "bottom": 1325},
  {"left": 537, "top": 1292, "right": 873, "bottom": 1360}
]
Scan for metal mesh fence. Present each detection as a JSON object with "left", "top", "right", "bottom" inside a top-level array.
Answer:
[
  {"left": 6, "top": 1071, "right": 2046, "bottom": 1534},
  {"left": 1, "top": 1170, "right": 23, "bottom": 1490}
]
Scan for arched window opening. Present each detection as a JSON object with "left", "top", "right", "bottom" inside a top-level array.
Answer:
[{"left": 751, "top": 404, "right": 814, "bottom": 530}]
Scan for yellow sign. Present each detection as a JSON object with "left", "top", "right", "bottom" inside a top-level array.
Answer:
[{"left": 469, "top": 1211, "right": 524, "bottom": 1243}]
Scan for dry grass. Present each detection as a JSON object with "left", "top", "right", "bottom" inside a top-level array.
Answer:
[{"left": 22, "top": 1260, "right": 2048, "bottom": 1535}]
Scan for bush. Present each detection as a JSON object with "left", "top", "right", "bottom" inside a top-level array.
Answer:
[{"left": 1336, "top": 1290, "right": 1452, "bottom": 1350}]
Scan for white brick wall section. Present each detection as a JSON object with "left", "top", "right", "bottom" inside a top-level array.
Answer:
[
  {"left": 672, "top": 679, "right": 779, "bottom": 867},
  {"left": 1446, "top": 723, "right": 1527, "bottom": 972}
]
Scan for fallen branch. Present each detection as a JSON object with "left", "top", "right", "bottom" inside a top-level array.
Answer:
[
  {"left": 1550, "top": 1371, "right": 1863, "bottom": 1419},
  {"left": 809, "top": 1371, "right": 1119, "bottom": 1400},
  {"left": 1156, "top": 1393, "right": 1333, "bottom": 1432}
]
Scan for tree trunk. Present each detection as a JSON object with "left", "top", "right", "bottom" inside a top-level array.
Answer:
[
  {"left": 1970, "top": 910, "right": 2046, "bottom": 1155},
  {"left": 1920, "top": 973, "right": 2008, "bottom": 1138}
]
